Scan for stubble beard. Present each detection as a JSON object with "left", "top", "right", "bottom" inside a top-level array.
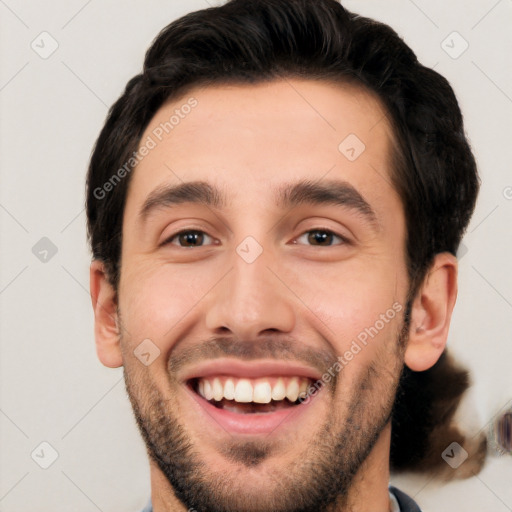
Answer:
[{"left": 123, "top": 322, "right": 408, "bottom": 512}]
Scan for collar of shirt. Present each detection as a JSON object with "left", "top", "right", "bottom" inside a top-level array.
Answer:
[{"left": 389, "top": 489, "right": 401, "bottom": 512}]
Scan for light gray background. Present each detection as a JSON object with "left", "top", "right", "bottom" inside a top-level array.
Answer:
[{"left": 0, "top": 1, "right": 511, "bottom": 511}]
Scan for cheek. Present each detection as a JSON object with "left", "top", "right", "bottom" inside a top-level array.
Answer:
[
  {"left": 285, "top": 258, "right": 405, "bottom": 354},
  {"left": 119, "top": 262, "right": 215, "bottom": 344}
]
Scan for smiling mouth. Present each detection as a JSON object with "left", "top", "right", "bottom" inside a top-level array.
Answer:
[{"left": 189, "top": 375, "right": 313, "bottom": 414}]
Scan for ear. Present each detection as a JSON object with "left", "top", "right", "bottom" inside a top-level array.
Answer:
[
  {"left": 404, "top": 252, "right": 458, "bottom": 372},
  {"left": 89, "top": 260, "right": 123, "bottom": 368}
]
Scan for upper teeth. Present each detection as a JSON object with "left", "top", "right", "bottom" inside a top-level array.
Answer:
[{"left": 197, "top": 376, "right": 310, "bottom": 404}]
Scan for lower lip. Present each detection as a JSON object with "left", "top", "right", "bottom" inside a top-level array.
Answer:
[{"left": 185, "top": 385, "right": 319, "bottom": 435}]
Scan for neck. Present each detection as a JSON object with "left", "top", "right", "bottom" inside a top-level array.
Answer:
[
  {"left": 150, "top": 423, "right": 392, "bottom": 512},
  {"left": 326, "top": 422, "right": 392, "bottom": 512}
]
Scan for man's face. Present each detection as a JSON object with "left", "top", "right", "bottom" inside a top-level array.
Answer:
[{"left": 118, "top": 79, "right": 410, "bottom": 511}]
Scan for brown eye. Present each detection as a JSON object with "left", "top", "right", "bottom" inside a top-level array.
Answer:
[
  {"left": 167, "top": 230, "right": 214, "bottom": 247},
  {"left": 308, "top": 230, "right": 334, "bottom": 246},
  {"left": 296, "top": 229, "right": 347, "bottom": 246}
]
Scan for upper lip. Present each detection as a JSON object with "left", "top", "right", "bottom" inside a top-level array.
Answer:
[{"left": 180, "top": 358, "right": 323, "bottom": 383}]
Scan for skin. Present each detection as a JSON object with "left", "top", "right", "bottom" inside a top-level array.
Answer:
[{"left": 90, "top": 79, "right": 458, "bottom": 511}]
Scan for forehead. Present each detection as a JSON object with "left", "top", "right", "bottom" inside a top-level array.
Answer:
[{"left": 125, "top": 79, "right": 398, "bottom": 215}]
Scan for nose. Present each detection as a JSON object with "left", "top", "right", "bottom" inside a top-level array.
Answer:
[{"left": 205, "top": 248, "right": 296, "bottom": 340}]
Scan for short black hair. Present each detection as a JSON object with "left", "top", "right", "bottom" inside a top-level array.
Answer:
[{"left": 86, "top": 0, "right": 479, "bottom": 297}]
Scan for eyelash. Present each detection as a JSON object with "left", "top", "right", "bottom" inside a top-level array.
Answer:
[{"left": 163, "top": 229, "right": 350, "bottom": 248}]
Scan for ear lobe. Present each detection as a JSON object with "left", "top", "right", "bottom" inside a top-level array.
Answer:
[
  {"left": 89, "top": 260, "right": 123, "bottom": 368},
  {"left": 404, "top": 252, "right": 458, "bottom": 372}
]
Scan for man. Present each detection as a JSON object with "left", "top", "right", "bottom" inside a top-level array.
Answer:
[{"left": 86, "top": 1, "right": 480, "bottom": 510}]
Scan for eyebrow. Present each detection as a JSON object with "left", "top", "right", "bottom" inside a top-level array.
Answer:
[
  {"left": 139, "top": 181, "right": 224, "bottom": 221},
  {"left": 276, "top": 178, "right": 378, "bottom": 230},
  {"left": 139, "top": 178, "right": 378, "bottom": 230}
]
